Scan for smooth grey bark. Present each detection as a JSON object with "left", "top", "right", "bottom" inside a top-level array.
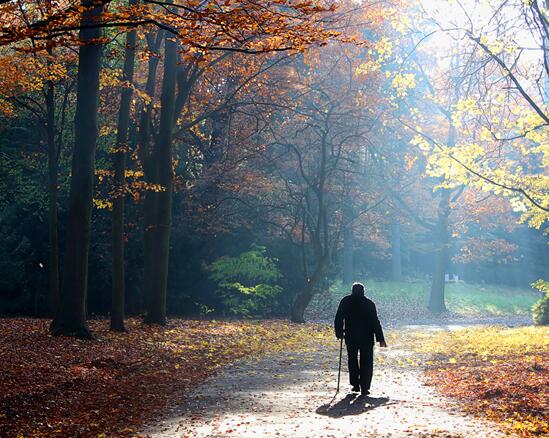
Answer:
[
  {"left": 50, "top": 0, "right": 104, "bottom": 338},
  {"left": 342, "top": 223, "right": 354, "bottom": 284},
  {"left": 45, "top": 0, "right": 60, "bottom": 317},
  {"left": 45, "top": 80, "right": 59, "bottom": 316},
  {"left": 390, "top": 219, "right": 402, "bottom": 282},
  {"left": 111, "top": 0, "right": 137, "bottom": 332},
  {"left": 428, "top": 188, "right": 450, "bottom": 313},
  {"left": 139, "top": 31, "right": 163, "bottom": 318},
  {"left": 144, "top": 30, "right": 177, "bottom": 324},
  {"left": 427, "top": 123, "right": 456, "bottom": 314}
]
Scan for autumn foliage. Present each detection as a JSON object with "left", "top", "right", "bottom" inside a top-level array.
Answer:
[
  {"left": 413, "top": 326, "right": 549, "bottom": 437},
  {"left": 0, "top": 318, "right": 331, "bottom": 437},
  {"left": 0, "top": 0, "right": 548, "bottom": 433}
]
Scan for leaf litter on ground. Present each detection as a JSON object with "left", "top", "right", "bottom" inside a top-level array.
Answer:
[
  {"left": 0, "top": 317, "right": 332, "bottom": 437},
  {"left": 405, "top": 325, "right": 549, "bottom": 437}
]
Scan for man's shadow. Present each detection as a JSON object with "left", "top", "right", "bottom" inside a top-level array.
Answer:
[{"left": 316, "top": 393, "right": 392, "bottom": 418}]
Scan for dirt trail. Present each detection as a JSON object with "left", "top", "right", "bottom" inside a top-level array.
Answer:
[{"left": 144, "top": 327, "right": 508, "bottom": 438}]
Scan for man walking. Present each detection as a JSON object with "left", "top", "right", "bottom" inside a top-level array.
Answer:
[{"left": 334, "top": 282, "right": 387, "bottom": 396}]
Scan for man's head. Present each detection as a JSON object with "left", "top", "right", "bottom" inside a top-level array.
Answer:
[{"left": 351, "top": 282, "right": 365, "bottom": 296}]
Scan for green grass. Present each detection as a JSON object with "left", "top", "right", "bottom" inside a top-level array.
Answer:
[
  {"left": 307, "top": 279, "right": 541, "bottom": 320},
  {"left": 447, "top": 282, "right": 540, "bottom": 316}
]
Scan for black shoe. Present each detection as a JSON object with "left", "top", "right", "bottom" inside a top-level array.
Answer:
[
  {"left": 351, "top": 385, "right": 360, "bottom": 392},
  {"left": 361, "top": 388, "right": 370, "bottom": 396}
]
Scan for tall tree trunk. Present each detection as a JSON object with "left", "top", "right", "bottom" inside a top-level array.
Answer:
[
  {"left": 139, "top": 31, "right": 162, "bottom": 318},
  {"left": 142, "top": 161, "right": 158, "bottom": 317},
  {"left": 111, "top": 1, "right": 137, "bottom": 332},
  {"left": 427, "top": 118, "right": 456, "bottom": 314},
  {"left": 342, "top": 224, "right": 354, "bottom": 285},
  {"left": 391, "top": 219, "right": 402, "bottom": 282},
  {"left": 290, "top": 283, "right": 315, "bottom": 324},
  {"left": 291, "top": 261, "right": 326, "bottom": 323},
  {"left": 205, "top": 109, "right": 229, "bottom": 167},
  {"left": 202, "top": 73, "right": 232, "bottom": 204},
  {"left": 428, "top": 189, "right": 450, "bottom": 314},
  {"left": 291, "top": 133, "right": 329, "bottom": 323},
  {"left": 144, "top": 30, "right": 177, "bottom": 324},
  {"left": 204, "top": 74, "right": 233, "bottom": 167},
  {"left": 45, "top": 0, "right": 59, "bottom": 317},
  {"left": 50, "top": 0, "right": 104, "bottom": 338},
  {"left": 46, "top": 80, "right": 59, "bottom": 316}
]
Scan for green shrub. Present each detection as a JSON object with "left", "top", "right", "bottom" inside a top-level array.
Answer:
[
  {"left": 532, "top": 280, "right": 549, "bottom": 325},
  {"left": 206, "top": 244, "right": 283, "bottom": 317}
]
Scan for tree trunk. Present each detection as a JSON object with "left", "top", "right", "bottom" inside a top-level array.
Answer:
[
  {"left": 139, "top": 31, "right": 162, "bottom": 317},
  {"left": 46, "top": 80, "right": 59, "bottom": 316},
  {"left": 391, "top": 219, "right": 402, "bottom": 282},
  {"left": 290, "top": 283, "right": 315, "bottom": 324},
  {"left": 144, "top": 30, "right": 177, "bottom": 324},
  {"left": 43, "top": 0, "right": 60, "bottom": 320},
  {"left": 428, "top": 117, "right": 456, "bottom": 314},
  {"left": 342, "top": 223, "right": 354, "bottom": 285},
  {"left": 291, "top": 256, "right": 326, "bottom": 323},
  {"left": 111, "top": 1, "right": 137, "bottom": 332},
  {"left": 291, "top": 131, "right": 330, "bottom": 323},
  {"left": 428, "top": 189, "right": 450, "bottom": 314},
  {"left": 142, "top": 162, "right": 158, "bottom": 318},
  {"left": 50, "top": 1, "right": 104, "bottom": 338}
]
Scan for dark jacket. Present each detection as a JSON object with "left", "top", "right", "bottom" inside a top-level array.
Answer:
[{"left": 334, "top": 294, "right": 385, "bottom": 345}]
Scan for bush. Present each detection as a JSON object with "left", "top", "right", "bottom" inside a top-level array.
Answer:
[
  {"left": 532, "top": 280, "right": 549, "bottom": 325},
  {"left": 206, "top": 244, "right": 283, "bottom": 317}
]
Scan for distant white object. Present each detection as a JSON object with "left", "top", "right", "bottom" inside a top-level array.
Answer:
[{"left": 444, "top": 274, "right": 459, "bottom": 283}]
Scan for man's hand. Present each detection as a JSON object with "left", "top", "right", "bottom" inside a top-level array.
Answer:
[{"left": 379, "top": 340, "right": 388, "bottom": 348}]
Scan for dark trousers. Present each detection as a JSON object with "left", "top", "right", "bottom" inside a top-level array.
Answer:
[{"left": 346, "top": 341, "right": 374, "bottom": 390}]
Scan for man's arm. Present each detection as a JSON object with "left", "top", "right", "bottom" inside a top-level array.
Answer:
[
  {"left": 371, "top": 302, "right": 387, "bottom": 346},
  {"left": 334, "top": 299, "right": 345, "bottom": 339}
]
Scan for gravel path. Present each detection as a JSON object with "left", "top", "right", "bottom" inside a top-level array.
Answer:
[{"left": 144, "top": 326, "right": 509, "bottom": 438}]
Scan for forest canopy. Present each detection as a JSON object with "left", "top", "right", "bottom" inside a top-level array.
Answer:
[{"left": 0, "top": 0, "right": 547, "bottom": 335}]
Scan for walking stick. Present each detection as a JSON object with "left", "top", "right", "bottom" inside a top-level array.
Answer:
[{"left": 336, "top": 336, "right": 343, "bottom": 393}]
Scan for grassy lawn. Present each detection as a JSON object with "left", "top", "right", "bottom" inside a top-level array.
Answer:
[
  {"left": 410, "top": 326, "right": 549, "bottom": 436},
  {"left": 445, "top": 282, "right": 540, "bottom": 316},
  {"left": 307, "top": 280, "right": 540, "bottom": 321}
]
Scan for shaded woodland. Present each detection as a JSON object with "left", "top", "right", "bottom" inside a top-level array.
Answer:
[{"left": 0, "top": 0, "right": 548, "bottom": 334}]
